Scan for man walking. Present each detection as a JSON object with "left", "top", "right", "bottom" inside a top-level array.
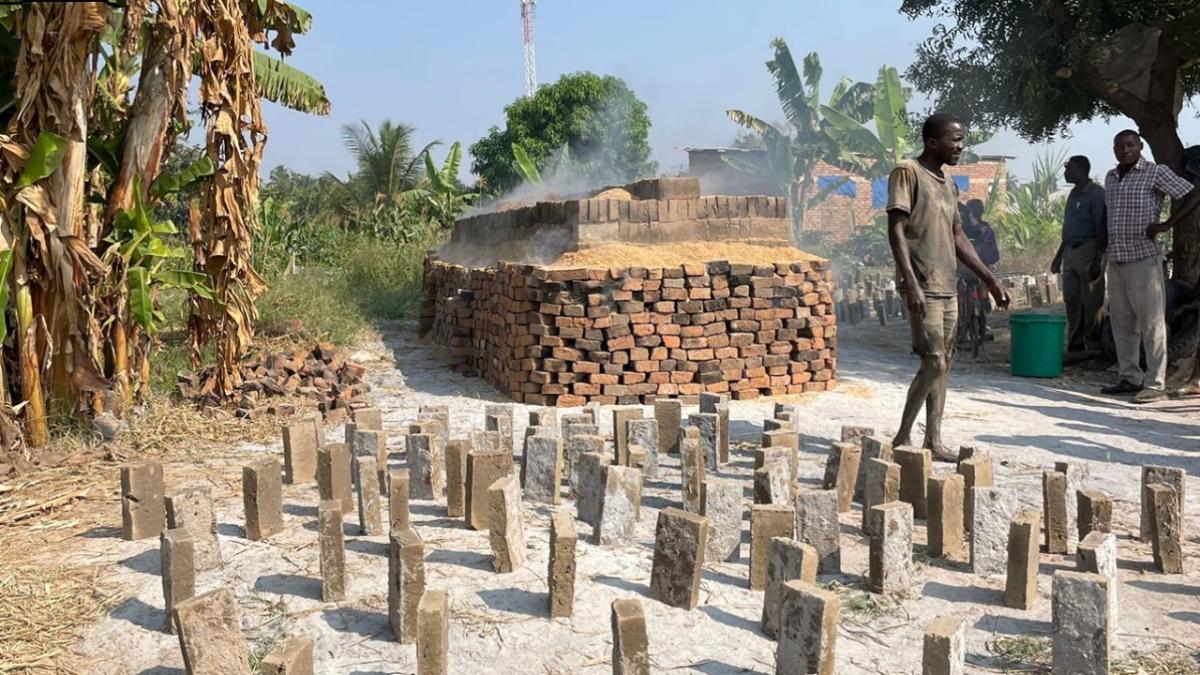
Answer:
[
  {"left": 887, "top": 113, "right": 1010, "bottom": 460},
  {"left": 1051, "top": 155, "right": 1106, "bottom": 352},
  {"left": 1102, "top": 130, "right": 1200, "bottom": 403}
]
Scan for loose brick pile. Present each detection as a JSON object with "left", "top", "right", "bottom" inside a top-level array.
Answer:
[{"left": 421, "top": 257, "right": 837, "bottom": 406}]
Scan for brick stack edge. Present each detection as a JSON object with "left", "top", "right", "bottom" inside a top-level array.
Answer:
[{"left": 419, "top": 181, "right": 837, "bottom": 407}]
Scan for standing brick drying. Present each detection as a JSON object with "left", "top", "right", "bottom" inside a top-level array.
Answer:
[{"left": 421, "top": 179, "right": 838, "bottom": 406}]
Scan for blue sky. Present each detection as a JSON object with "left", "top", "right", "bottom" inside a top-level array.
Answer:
[{"left": 259, "top": 0, "right": 1200, "bottom": 183}]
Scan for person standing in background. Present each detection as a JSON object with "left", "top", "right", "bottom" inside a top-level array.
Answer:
[
  {"left": 1102, "top": 130, "right": 1200, "bottom": 403},
  {"left": 1051, "top": 155, "right": 1106, "bottom": 352}
]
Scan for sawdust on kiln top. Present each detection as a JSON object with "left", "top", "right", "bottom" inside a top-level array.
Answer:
[{"left": 547, "top": 242, "right": 822, "bottom": 268}]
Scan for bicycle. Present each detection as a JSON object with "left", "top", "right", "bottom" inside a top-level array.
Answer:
[{"left": 957, "top": 276, "right": 989, "bottom": 359}]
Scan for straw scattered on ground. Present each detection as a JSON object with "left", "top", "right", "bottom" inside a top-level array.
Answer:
[{"left": 550, "top": 242, "right": 822, "bottom": 269}]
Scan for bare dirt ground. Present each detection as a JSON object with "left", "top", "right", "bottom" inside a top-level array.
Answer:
[{"left": 18, "top": 315, "right": 1200, "bottom": 673}]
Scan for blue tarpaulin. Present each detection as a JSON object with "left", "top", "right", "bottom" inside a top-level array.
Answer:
[
  {"left": 952, "top": 175, "right": 969, "bottom": 192},
  {"left": 871, "top": 178, "right": 889, "bottom": 208},
  {"left": 817, "top": 175, "right": 857, "bottom": 198}
]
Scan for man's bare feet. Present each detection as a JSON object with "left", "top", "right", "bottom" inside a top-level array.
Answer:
[
  {"left": 925, "top": 441, "right": 957, "bottom": 462},
  {"left": 892, "top": 434, "right": 912, "bottom": 448}
]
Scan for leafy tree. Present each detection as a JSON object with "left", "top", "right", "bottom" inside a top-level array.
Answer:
[
  {"left": 899, "top": 0, "right": 1200, "bottom": 278},
  {"left": 726, "top": 40, "right": 877, "bottom": 240},
  {"left": 329, "top": 119, "right": 436, "bottom": 220},
  {"left": 469, "top": 72, "right": 656, "bottom": 194}
]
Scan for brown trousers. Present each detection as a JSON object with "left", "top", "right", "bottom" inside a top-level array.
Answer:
[{"left": 1061, "top": 239, "right": 1105, "bottom": 350}]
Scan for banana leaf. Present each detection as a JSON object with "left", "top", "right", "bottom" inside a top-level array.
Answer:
[
  {"left": 16, "top": 132, "right": 68, "bottom": 188},
  {"left": 252, "top": 50, "right": 331, "bottom": 115}
]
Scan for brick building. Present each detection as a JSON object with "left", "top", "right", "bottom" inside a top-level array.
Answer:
[{"left": 684, "top": 147, "right": 1011, "bottom": 243}]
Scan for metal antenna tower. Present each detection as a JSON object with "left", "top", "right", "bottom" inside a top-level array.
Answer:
[{"left": 521, "top": 0, "right": 537, "bottom": 97}]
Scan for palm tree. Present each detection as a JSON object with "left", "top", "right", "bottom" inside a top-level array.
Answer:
[
  {"left": 333, "top": 120, "right": 438, "bottom": 213},
  {"left": 727, "top": 39, "right": 876, "bottom": 242}
]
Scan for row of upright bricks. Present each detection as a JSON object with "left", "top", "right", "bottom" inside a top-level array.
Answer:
[{"left": 118, "top": 396, "right": 1184, "bottom": 674}]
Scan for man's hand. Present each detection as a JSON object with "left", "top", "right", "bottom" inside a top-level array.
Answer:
[
  {"left": 1146, "top": 222, "right": 1169, "bottom": 239},
  {"left": 906, "top": 285, "right": 926, "bottom": 318},
  {"left": 1050, "top": 257, "right": 1062, "bottom": 274},
  {"left": 987, "top": 281, "right": 1010, "bottom": 310},
  {"left": 1088, "top": 255, "right": 1103, "bottom": 281}
]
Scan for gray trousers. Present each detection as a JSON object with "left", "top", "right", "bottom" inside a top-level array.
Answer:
[
  {"left": 1107, "top": 254, "right": 1166, "bottom": 389},
  {"left": 1062, "top": 239, "right": 1105, "bottom": 349}
]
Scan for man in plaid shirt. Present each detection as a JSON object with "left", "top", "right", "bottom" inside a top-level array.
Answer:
[{"left": 1101, "top": 129, "right": 1200, "bottom": 403}]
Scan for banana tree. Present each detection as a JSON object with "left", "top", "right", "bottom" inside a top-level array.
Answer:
[
  {"left": 819, "top": 65, "right": 913, "bottom": 180},
  {"left": 727, "top": 40, "right": 877, "bottom": 243},
  {"left": 421, "top": 141, "right": 477, "bottom": 227}
]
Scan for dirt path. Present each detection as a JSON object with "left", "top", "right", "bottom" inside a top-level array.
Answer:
[{"left": 65, "top": 319, "right": 1200, "bottom": 674}]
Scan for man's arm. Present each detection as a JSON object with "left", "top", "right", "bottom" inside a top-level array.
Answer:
[
  {"left": 887, "top": 209, "right": 925, "bottom": 317},
  {"left": 1090, "top": 203, "right": 1107, "bottom": 280},
  {"left": 1051, "top": 240, "right": 1065, "bottom": 274},
  {"left": 1148, "top": 188, "right": 1200, "bottom": 236},
  {"left": 953, "top": 218, "right": 1010, "bottom": 308}
]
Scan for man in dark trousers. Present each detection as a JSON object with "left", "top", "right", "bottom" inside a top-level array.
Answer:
[
  {"left": 887, "top": 113, "right": 1010, "bottom": 460},
  {"left": 1051, "top": 155, "right": 1106, "bottom": 352},
  {"left": 1102, "top": 130, "right": 1200, "bottom": 403}
]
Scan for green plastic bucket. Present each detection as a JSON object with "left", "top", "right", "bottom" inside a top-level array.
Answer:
[{"left": 1009, "top": 312, "right": 1066, "bottom": 377}]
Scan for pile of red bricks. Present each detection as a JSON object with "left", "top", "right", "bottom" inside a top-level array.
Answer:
[{"left": 421, "top": 257, "right": 837, "bottom": 406}]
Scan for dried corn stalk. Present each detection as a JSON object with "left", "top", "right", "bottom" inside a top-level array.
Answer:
[
  {"left": 188, "top": 0, "right": 267, "bottom": 399},
  {"left": 4, "top": 3, "right": 110, "bottom": 445}
]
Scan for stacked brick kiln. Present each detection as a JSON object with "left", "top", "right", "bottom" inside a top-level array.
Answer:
[{"left": 420, "top": 178, "right": 837, "bottom": 406}]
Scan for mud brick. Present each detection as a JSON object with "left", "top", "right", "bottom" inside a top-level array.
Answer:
[
  {"left": 317, "top": 443, "right": 354, "bottom": 514},
  {"left": 1043, "top": 470, "right": 1069, "bottom": 554},
  {"left": 165, "top": 487, "right": 221, "bottom": 572},
  {"left": 957, "top": 454, "right": 993, "bottom": 532},
  {"left": 444, "top": 440, "right": 469, "bottom": 518},
  {"left": 867, "top": 501, "right": 914, "bottom": 594},
  {"left": 681, "top": 434, "right": 706, "bottom": 513},
  {"left": 388, "top": 528, "right": 426, "bottom": 644},
  {"left": 354, "top": 455, "right": 383, "bottom": 535},
  {"left": 776, "top": 581, "right": 839, "bottom": 675},
  {"left": 626, "top": 418, "right": 660, "bottom": 478},
  {"left": 243, "top": 458, "right": 284, "bottom": 541},
  {"left": 857, "top": 436, "right": 893, "bottom": 500},
  {"left": 922, "top": 615, "right": 966, "bottom": 675},
  {"left": 353, "top": 429, "right": 389, "bottom": 486},
  {"left": 689, "top": 412, "right": 720, "bottom": 468},
  {"left": 419, "top": 404, "right": 452, "bottom": 440},
  {"left": 611, "top": 599, "right": 650, "bottom": 675},
  {"left": 654, "top": 399, "right": 682, "bottom": 454},
  {"left": 612, "top": 407, "right": 644, "bottom": 466},
  {"left": 1140, "top": 465, "right": 1185, "bottom": 541},
  {"left": 762, "top": 428, "right": 799, "bottom": 483},
  {"left": 750, "top": 504, "right": 795, "bottom": 590},
  {"left": 566, "top": 434, "right": 604, "bottom": 495},
  {"left": 407, "top": 434, "right": 444, "bottom": 501},
  {"left": 821, "top": 442, "right": 861, "bottom": 513},
  {"left": 416, "top": 591, "right": 449, "bottom": 675},
  {"left": 794, "top": 488, "right": 840, "bottom": 574},
  {"left": 549, "top": 511, "right": 577, "bottom": 618},
  {"left": 1005, "top": 509, "right": 1041, "bottom": 610},
  {"left": 483, "top": 405, "right": 515, "bottom": 456},
  {"left": 528, "top": 407, "right": 557, "bottom": 430},
  {"left": 1148, "top": 483, "right": 1183, "bottom": 574},
  {"left": 282, "top": 422, "right": 318, "bottom": 484},
  {"left": 488, "top": 475, "right": 526, "bottom": 573},
  {"left": 1077, "top": 531, "right": 1119, "bottom": 629},
  {"left": 1052, "top": 572, "right": 1111, "bottom": 674},
  {"left": 650, "top": 507, "right": 708, "bottom": 609},
  {"left": 260, "top": 635, "right": 313, "bottom": 675},
  {"left": 352, "top": 406, "right": 383, "bottom": 430},
  {"left": 761, "top": 537, "right": 817, "bottom": 638},
  {"left": 121, "top": 462, "right": 165, "bottom": 541},
  {"left": 893, "top": 446, "right": 932, "bottom": 519},
  {"left": 1053, "top": 461, "right": 1081, "bottom": 550},
  {"left": 701, "top": 477, "right": 743, "bottom": 563},
  {"left": 971, "top": 487, "right": 1018, "bottom": 576},
  {"left": 597, "top": 466, "right": 643, "bottom": 546},
  {"left": 839, "top": 425, "right": 874, "bottom": 445},
  {"left": 1077, "top": 490, "right": 1112, "bottom": 540},
  {"left": 160, "top": 528, "right": 195, "bottom": 633},
  {"left": 926, "top": 474, "right": 964, "bottom": 558},
  {"left": 470, "top": 429, "right": 503, "bottom": 453},
  {"left": 754, "top": 461, "right": 791, "bottom": 505},
  {"left": 576, "top": 452, "right": 611, "bottom": 529},
  {"left": 318, "top": 501, "right": 345, "bottom": 601},
  {"left": 465, "top": 450, "right": 512, "bottom": 530},
  {"left": 522, "top": 435, "right": 563, "bottom": 505},
  {"left": 389, "top": 470, "right": 411, "bottom": 534},
  {"left": 172, "top": 588, "right": 252, "bottom": 675}
]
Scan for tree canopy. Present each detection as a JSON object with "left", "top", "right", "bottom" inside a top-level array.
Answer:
[
  {"left": 469, "top": 72, "right": 656, "bottom": 194},
  {"left": 900, "top": 0, "right": 1200, "bottom": 277}
]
